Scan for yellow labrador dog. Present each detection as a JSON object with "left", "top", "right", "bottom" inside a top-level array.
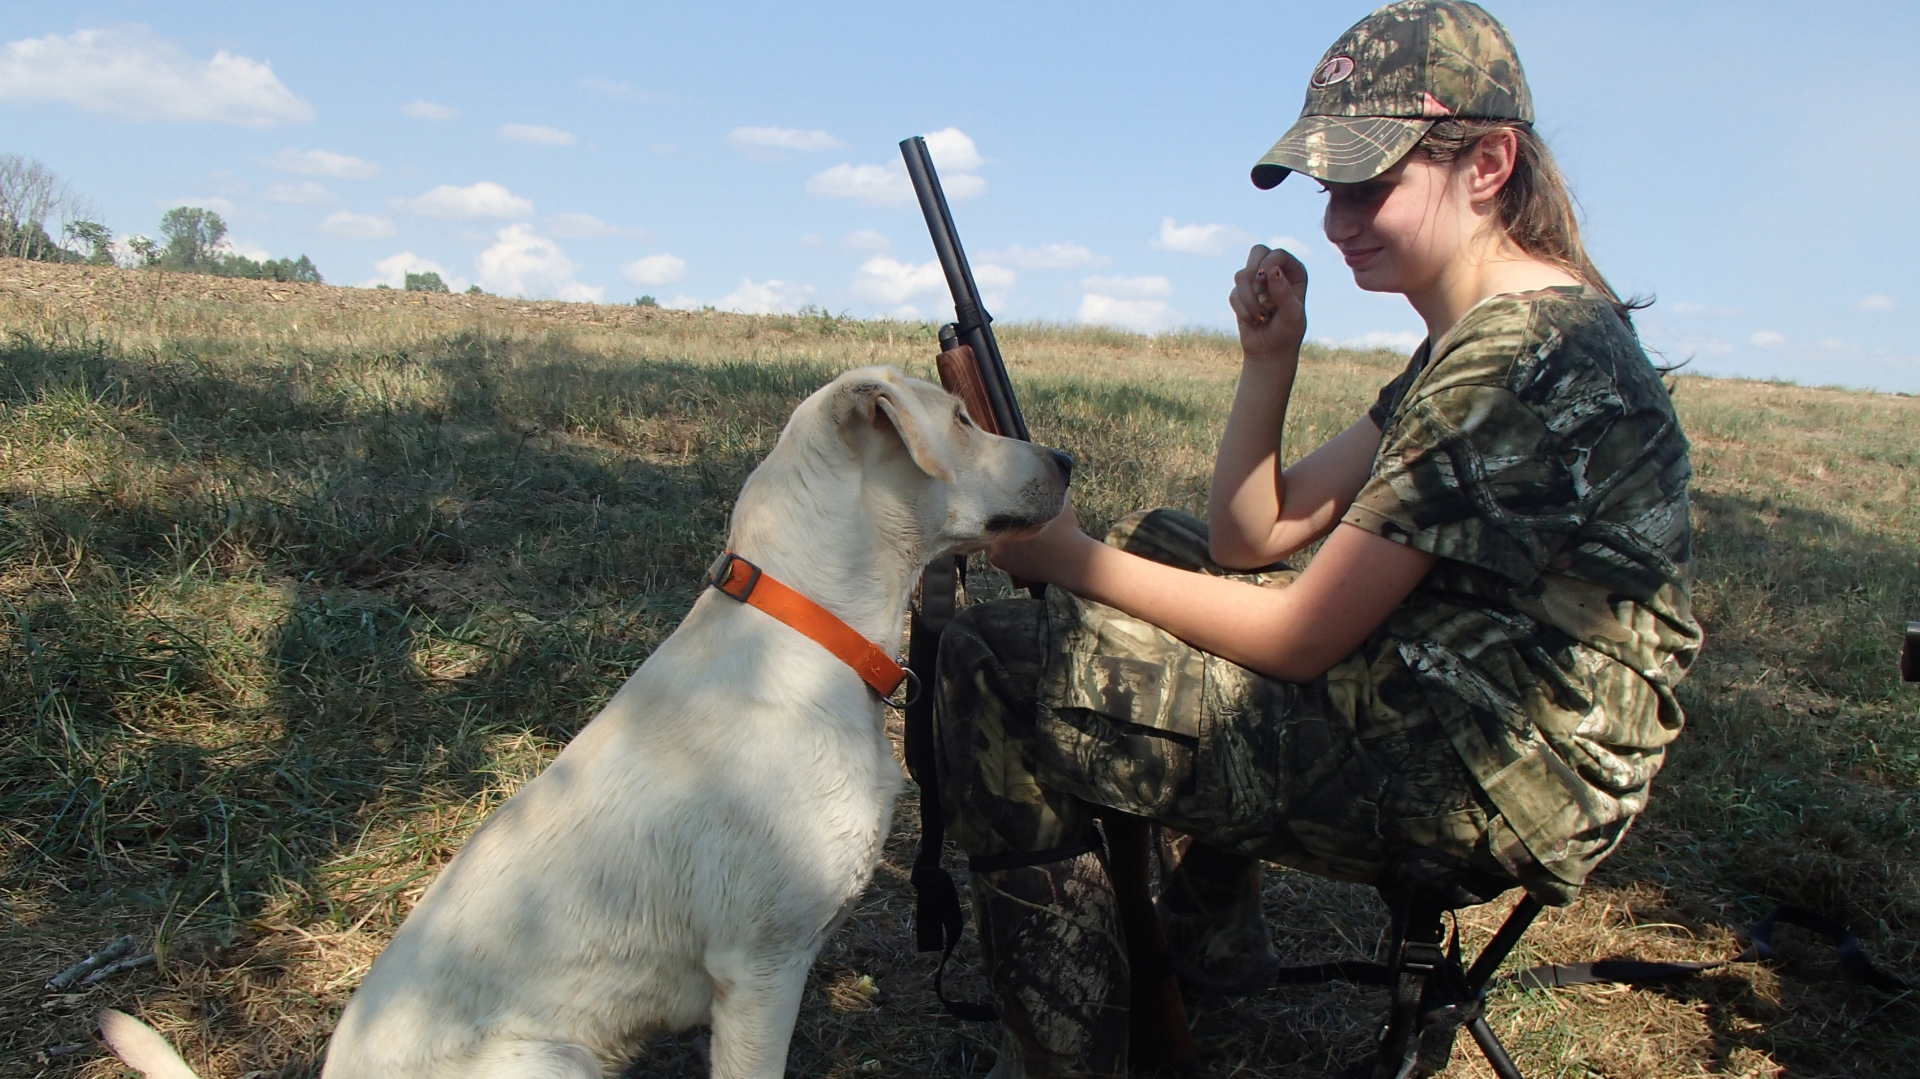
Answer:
[{"left": 103, "top": 366, "right": 1071, "bottom": 1079}]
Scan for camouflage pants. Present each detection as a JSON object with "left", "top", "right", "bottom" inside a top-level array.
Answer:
[{"left": 936, "top": 509, "right": 1514, "bottom": 887}]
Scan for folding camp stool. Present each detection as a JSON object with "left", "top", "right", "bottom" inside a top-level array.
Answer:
[{"left": 1276, "top": 855, "right": 1545, "bottom": 1079}]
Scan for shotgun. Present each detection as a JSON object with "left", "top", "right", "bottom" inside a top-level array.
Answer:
[{"left": 898, "top": 134, "right": 1195, "bottom": 1069}]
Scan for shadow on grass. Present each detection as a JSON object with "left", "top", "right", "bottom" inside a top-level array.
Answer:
[
  {"left": 0, "top": 332, "right": 848, "bottom": 1071},
  {"left": 4, "top": 331, "right": 1916, "bottom": 1076}
]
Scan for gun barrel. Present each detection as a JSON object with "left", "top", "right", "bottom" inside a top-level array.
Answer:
[{"left": 900, "top": 136, "right": 1030, "bottom": 441}]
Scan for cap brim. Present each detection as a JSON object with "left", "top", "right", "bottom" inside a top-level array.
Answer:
[{"left": 1250, "top": 115, "right": 1434, "bottom": 189}]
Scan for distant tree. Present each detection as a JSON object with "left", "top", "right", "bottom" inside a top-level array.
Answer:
[
  {"left": 63, "top": 220, "right": 115, "bottom": 265},
  {"left": 142, "top": 206, "right": 323, "bottom": 281},
  {"left": 158, "top": 206, "right": 228, "bottom": 270},
  {"left": 125, "top": 235, "right": 161, "bottom": 267},
  {"left": 0, "top": 154, "right": 94, "bottom": 262},
  {"left": 404, "top": 271, "right": 449, "bottom": 293},
  {"left": 634, "top": 295, "right": 659, "bottom": 307},
  {"left": 465, "top": 284, "right": 484, "bottom": 295},
  {"left": 219, "top": 252, "right": 322, "bottom": 283}
]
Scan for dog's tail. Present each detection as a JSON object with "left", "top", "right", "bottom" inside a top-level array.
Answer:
[{"left": 98, "top": 1009, "right": 204, "bottom": 1079}]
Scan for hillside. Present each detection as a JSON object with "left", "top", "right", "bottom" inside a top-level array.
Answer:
[{"left": 1, "top": 259, "right": 1915, "bottom": 1078}]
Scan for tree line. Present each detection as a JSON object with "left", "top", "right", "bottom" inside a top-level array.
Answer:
[{"left": 2, "top": 153, "right": 322, "bottom": 283}]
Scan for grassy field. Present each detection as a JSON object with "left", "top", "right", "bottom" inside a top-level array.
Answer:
[{"left": 1, "top": 258, "right": 1914, "bottom": 1079}]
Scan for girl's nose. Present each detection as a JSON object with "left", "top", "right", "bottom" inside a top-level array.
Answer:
[{"left": 1323, "top": 203, "right": 1361, "bottom": 244}]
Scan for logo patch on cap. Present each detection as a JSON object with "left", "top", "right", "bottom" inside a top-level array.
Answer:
[{"left": 1311, "top": 56, "right": 1356, "bottom": 88}]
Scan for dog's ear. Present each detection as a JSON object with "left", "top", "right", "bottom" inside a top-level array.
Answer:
[{"left": 838, "top": 378, "right": 956, "bottom": 482}]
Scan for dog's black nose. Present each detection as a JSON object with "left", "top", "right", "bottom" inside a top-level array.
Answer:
[{"left": 1048, "top": 449, "right": 1074, "bottom": 484}]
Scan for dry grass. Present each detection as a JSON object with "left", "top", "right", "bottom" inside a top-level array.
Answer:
[{"left": 1, "top": 259, "right": 1914, "bottom": 1079}]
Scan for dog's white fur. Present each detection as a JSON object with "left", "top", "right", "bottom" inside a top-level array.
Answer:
[{"left": 102, "top": 366, "right": 1069, "bottom": 1079}]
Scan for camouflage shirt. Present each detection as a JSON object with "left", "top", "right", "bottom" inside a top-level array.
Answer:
[{"left": 1338, "top": 285, "right": 1702, "bottom": 888}]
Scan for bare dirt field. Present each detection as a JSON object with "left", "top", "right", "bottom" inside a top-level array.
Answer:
[{"left": 2, "top": 259, "right": 1915, "bottom": 1078}]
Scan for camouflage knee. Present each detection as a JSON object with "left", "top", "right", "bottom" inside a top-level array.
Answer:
[{"left": 934, "top": 599, "right": 1094, "bottom": 857}]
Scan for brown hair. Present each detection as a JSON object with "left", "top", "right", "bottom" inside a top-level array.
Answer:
[{"left": 1414, "top": 119, "right": 1646, "bottom": 320}]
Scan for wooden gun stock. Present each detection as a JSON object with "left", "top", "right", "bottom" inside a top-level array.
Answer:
[{"left": 936, "top": 345, "right": 1000, "bottom": 437}]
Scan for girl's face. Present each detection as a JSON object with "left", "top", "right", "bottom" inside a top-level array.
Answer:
[{"left": 1321, "top": 153, "right": 1480, "bottom": 296}]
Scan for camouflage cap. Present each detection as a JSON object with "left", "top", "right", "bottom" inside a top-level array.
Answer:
[{"left": 1251, "top": 0, "right": 1532, "bottom": 189}]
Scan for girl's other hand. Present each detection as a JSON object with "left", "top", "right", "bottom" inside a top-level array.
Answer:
[{"left": 1230, "top": 245, "right": 1308, "bottom": 366}]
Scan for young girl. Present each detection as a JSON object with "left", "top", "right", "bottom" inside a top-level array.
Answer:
[{"left": 933, "top": 2, "right": 1702, "bottom": 1076}]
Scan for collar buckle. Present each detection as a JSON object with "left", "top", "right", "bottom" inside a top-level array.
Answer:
[{"left": 708, "top": 551, "right": 763, "bottom": 602}]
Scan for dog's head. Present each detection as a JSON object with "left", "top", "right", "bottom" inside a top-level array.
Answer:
[{"left": 823, "top": 366, "right": 1070, "bottom": 557}]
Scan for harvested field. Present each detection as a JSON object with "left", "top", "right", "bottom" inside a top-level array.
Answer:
[{"left": 1, "top": 259, "right": 1915, "bottom": 1078}]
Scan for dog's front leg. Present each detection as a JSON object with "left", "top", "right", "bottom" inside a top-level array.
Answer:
[{"left": 704, "top": 951, "right": 813, "bottom": 1079}]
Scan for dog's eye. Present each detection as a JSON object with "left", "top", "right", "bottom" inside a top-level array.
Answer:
[{"left": 955, "top": 410, "right": 974, "bottom": 428}]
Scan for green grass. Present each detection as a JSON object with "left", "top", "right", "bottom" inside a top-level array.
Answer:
[{"left": 0, "top": 260, "right": 1915, "bottom": 1078}]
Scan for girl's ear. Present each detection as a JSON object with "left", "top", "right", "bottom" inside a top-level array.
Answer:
[{"left": 1466, "top": 127, "right": 1520, "bottom": 203}]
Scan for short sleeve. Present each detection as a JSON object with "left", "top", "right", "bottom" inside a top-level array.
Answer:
[
  {"left": 1344, "top": 380, "right": 1583, "bottom": 584},
  {"left": 1365, "top": 343, "right": 1431, "bottom": 431}
]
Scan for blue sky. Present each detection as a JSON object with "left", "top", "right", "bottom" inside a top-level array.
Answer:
[{"left": 3, "top": 1, "right": 1916, "bottom": 393}]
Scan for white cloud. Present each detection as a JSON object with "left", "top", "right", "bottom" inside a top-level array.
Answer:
[
  {"left": 1328, "top": 330, "right": 1425, "bottom": 352},
  {"left": 924, "top": 127, "right": 984, "bottom": 171},
  {"left": 808, "top": 127, "right": 986, "bottom": 204},
  {"left": 475, "top": 224, "right": 602, "bottom": 302},
  {"left": 807, "top": 163, "right": 913, "bottom": 205},
  {"left": 1078, "top": 294, "right": 1170, "bottom": 334},
  {"left": 260, "top": 147, "right": 379, "bottom": 179},
  {"left": 1750, "top": 330, "right": 1788, "bottom": 349},
  {"left": 1855, "top": 293, "right": 1897, "bottom": 312},
  {"left": 1267, "top": 235, "right": 1313, "bottom": 257},
  {"left": 797, "top": 233, "right": 827, "bottom": 248},
  {"left": 728, "top": 126, "right": 844, "bottom": 159},
  {"left": 622, "top": 254, "right": 687, "bottom": 286},
  {"left": 1669, "top": 301, "right": 1739, "bottom": 317},
  {"left": 842, "top": 229, "right": 892, "bottom": 252},
  {"left": 227, "top": 237, "right": 271, "bottom": 261},
  {"left": 360, "top": 251, "right": 466, "bottom": 291},
  {"left": 320, "top": 211, "right": 395, "bottom": 239},
  {"left": 1081, "top": 275, "right": 1172, "bottom": 300},
  {"left": 547, "top": 213, "right": 648, "bottom": 239},
  {"left": 717, "top": 278, "right": 813, "bottom": 315},
  {"left": 1078, "top": 276, "right": 1174, "bottom": 333},
  {"left": 402, "top": 181, "right": 533, "bottom": 220},
  {"left": 851, "top": 257, "right": 1012, "bottom": 309},
  {"left": 852, "top": 257, "right": 948, "bottom": 305},
  {"left": 0, "top": 26, "right": 312, "bottom": 127},
  {"left": 1151, "top": 218, "right": 1254, "bottom": 257},
  {"left": 264, "top": 180, "right": 334, "bottom": 204},
  {"left": 498, "top": 123, "right": 575, "bottom": 146},
  {"left": 989, "top": 242, "right": 1106, "bottom": 269},
  {"left": 402, "top": 100, "right": 459, "bottom": 121}
]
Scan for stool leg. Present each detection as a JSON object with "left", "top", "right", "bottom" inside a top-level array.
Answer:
[{"left": 1468, "top": 1015, "right": 1526, "bottom": 1079}]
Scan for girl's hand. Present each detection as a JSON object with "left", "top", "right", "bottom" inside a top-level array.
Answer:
[
  {"left": 1230, "top": 245, "right": 1308, "bottom": 366},
  {"left": 986, "top": 498, "right": 1095, "bottom": 587}
]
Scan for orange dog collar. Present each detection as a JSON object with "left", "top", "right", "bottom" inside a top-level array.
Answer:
[{"left": 708, "top": 552, "right": 915, "bottom": 705}]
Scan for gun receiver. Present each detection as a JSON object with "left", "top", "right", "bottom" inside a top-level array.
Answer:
[{"left": 899, "top": 135, "right": 1028, "bottom": 442}]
